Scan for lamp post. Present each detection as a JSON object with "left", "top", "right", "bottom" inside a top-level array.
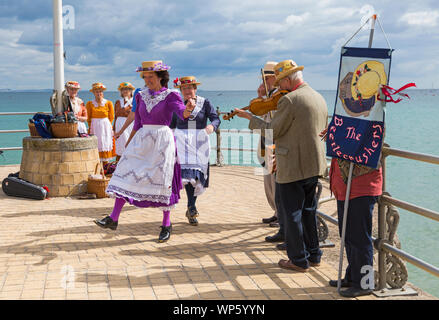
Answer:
[{"left": 53, "top": 0, "right": 65, "bottom": 114}]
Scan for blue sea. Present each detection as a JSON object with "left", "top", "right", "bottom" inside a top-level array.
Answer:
[{"left": 0, "top": 89, "right": 438, "bottom": 297}]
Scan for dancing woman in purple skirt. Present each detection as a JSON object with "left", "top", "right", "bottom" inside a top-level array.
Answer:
[{"left": 94, "top": 60, "right": 195, "bottom": 243}]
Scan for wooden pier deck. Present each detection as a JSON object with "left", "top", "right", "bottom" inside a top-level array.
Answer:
[{"left": 0, "top": 164, "right": 435, "bottom": 300}]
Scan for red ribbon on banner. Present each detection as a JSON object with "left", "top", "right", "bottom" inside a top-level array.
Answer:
[{"left": 378, "top": 83, "right": 417, "bottom": 103}]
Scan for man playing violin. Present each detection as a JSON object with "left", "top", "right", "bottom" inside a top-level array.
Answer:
[
  {"left": 257, "top": 62, "right": 281, "bottom": 231},
  {"left": 235, "top": 60, "right": 328, "bottom": 273}
]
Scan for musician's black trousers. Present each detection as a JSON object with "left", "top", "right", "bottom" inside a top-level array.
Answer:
[
  {"left": 337, "top": 196, "right": 376, "bottom": 288},
  {"left": 277, "top": 176, "right": 322, "bottom": 268}
]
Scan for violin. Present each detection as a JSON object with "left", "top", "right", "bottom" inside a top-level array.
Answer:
[{"left": 223, "top": 90, "right": 289, "bottom": 121}]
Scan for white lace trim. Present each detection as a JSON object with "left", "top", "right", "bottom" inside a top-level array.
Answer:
[
  {"left": 189, "top": 96, "right": 205, "bottom": 120},
  {"left": 92, "top": 99, "right": 108, "bottom": 108},
  {"left": 119, "top": 98, "right": 133, "bottom": 109},
  {"left": 139, "top": 88, "right": 176, "bottom": 113}
]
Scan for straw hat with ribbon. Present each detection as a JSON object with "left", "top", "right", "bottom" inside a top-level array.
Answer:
[
  {"left": 89, "top": 83, "right": 107, "bottom": 92},
  {"left": 262, "top": 61, "right": 278, "bottom": 76},
  {"left": 135, "top": 60, "right": 171, "bottom": 78},
  {"left": 117, "top": 82, "right": 135, "bottom": 91},
  {"left": 173, "top": 76, "right": 201, "bottom": 89},
  {"left": 274, "top": 60, "right": 304, "bottom": 86},
  {"left": 65, "top": 81, "right": 81, "bottom": 89},
  {"left": 351, "top": 60, "right": 387, "bottom": 101},
  {"left": 339, "top": 60, "right": 387, "bottom": 117}
]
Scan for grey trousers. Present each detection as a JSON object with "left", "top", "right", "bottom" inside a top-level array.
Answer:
[{"left": 264, "top": 172, "right": 277, "bottom": 217}]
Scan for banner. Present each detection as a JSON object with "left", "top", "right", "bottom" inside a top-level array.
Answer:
[{"left": 326, "top": 47, "right": 393, "bottom": 169}]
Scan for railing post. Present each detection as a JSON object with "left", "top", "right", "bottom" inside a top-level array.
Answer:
[{"left": 215, "top": 107, "right": 224, "bottom": 167}]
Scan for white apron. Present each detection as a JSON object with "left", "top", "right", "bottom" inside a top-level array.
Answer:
[
  {"left": 106, "top": 125, "right": 176, "bottom": 210},
  {"left": 174, "top": 127, "right": 210, "bottom": 196},
  {"left": 90, "top": 117, "right": 113, "bottom": 159},
  {"left": 77, "top": 121, "right": 88, "bottom": 134},
  {"left": 115, "top": 98, "right": 133, "bottom": 156},
  {"left": 70, "top": 97, "right": 88, "bottom": 134}
]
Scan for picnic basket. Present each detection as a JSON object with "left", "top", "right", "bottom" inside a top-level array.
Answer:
[
  {"left": 51, "top": 113, "right": 78, "bottom": 138},
  {"left": 28, "top": 123, "right": 40, "bottom": 137},
  {"left": 87, "top": 163, "right": 110, "bottom": 198}
]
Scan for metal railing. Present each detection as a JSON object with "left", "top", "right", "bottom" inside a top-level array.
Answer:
[
  {"left": 375, "top": 147, "right": 439, "bottom": 289},
  {"left": 0, "top": 112, "right": 51, "bottom": 151}
]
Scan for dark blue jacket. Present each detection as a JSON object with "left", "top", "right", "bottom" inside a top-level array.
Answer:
[{"left": 170, "top": 97, "right": 221, "bottom": 130}]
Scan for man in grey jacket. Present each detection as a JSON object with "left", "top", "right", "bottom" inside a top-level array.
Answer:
[{"left": 235, "top": 60, "right": 328, "bottom": 272}]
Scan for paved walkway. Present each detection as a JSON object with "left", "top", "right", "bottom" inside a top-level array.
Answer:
[{"left": 0, "top": 164, "right": 424, "bottom": 300}]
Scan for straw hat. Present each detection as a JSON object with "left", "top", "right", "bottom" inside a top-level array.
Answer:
[
  {"left": 89, "top": 83, "right": 107, "bottom": 92},
  {"left": 338, "top": 60, "right": 387, "bottom": 117},
  {"left": 274, "top": 60, "right": 304, "bottom": 86},
  {"left": 173, "top": 76, "right": 201, "bottom": 88},
  {"left": 351, "top": 60, "right": 387, "bottom": 101},
  {"left": 135, "top": 60, "right": 171, "bottom": 78},
  {"left": 262, "top": 61, "right": 278, "bottom": 76},
  {"left": 65, "top": 81, "right": 80, "bottom": 89},
  {"left": 118, "top": 82, "right": 135, "bottom": 91}
]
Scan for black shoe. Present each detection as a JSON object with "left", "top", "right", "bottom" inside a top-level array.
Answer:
[
  {"left": 262, "top": 216, "right": 277, "bottom": 224},
  {"left": 276, "top": 242, "right": 287, "bottom": 250},
  {"left": 94, "top": 216, "right": 118, "bottom": 230},
  {"left": 186, "top": 208, "right": 199, "bottom": 226},
  {"left": 158, "top": 224, "right": 172, "bottom": 243},
  {"left": 339, "top": 287, "right": 373, "bottom": 298},
  {"left": 188, "top": 216, "right": 198, "bottom": 226},
  {"left": 265, "top": 232, "right": 285, "bottom": 243},
  {"left": 329, "top": 279, "right": 353, "bottom": 288},
  {"left": 269, "top": 222, "right": 280, "bottom": 228}
]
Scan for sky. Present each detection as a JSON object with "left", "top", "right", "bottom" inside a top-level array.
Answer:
[{"left": 0, "top": 0, "right": 438, "bottom": 91}]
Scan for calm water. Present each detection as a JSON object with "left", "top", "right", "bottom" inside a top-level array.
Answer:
[{"left": 0, "top": 89, "right": 438, "bottom": 297}]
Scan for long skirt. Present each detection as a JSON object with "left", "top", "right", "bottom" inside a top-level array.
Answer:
[
  {"left": 90, "top": 118, "right": 115, "bottom": 161},
  {"left": 115, "top": 116, "right": 133, "bottom": 156},
  {"left": 106, "top": 125, "right": 182, "bottom": 211}
]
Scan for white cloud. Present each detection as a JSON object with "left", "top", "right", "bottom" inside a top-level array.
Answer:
[
  {"left": 1, "top": 0, "right": 439, "bottom": 90},
  {"left": 155, "top": 40, "right": 194, "bottom": 52},
  {"left": 237, "top": 21, "right": 283, "bottom": 34},
  {"left": 401, "top": 11, "right": 439, "bottom": 27},
  {"left": 285, "top": 12, "right": 310, "bottom": 26}
]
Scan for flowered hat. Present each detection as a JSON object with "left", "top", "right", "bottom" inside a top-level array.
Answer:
[
  {"left": 118, "top": 82, "right": 135, "bottom": 91},
  {"left": 274, "top": 60, "right": 304, "bottom": 86},
  {"left": 351, "top": 60, "right": 387, "bottom": 101},
  {"left": 173, "top": 76, "right": 201, "bottom": 89},
  {"left": 89, "top": 83, "right": 107, "bottom": 92},
  {"left": 339, "top": 60, "right": 387, "bottom": 117},
  {"left": 136, "top": 60, "right": 171, "bottom": 78},
  {"left": 65, "top": 81, "right": 81, "bottom": 89}
]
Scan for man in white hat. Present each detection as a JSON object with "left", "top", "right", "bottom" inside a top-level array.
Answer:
[
  {"left": 256, "top": 62, "right": 286, "bottom": 242},
  {"left": 235, "top": 59, "right": 328, "bottom": 273}
]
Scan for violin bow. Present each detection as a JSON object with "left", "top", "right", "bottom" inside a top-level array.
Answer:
[
  {"left": 261, "top": 68, "right": 274, "bottom": 118},
  {"left": 261, "top": 68, "right": 269, "bottom": 97}
]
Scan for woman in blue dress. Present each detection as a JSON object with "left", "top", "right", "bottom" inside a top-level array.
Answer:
[{"left": 170, "top": 76, "right": 221, "bottom": 226}]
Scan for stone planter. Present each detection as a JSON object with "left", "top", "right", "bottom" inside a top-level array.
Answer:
[{"left": 19, "top": 136, "right": 100, "bottom": 197}]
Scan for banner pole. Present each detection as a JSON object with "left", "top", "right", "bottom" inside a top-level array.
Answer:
[{"left": 337, "top": 13, "right": 377, "bottom": 294}]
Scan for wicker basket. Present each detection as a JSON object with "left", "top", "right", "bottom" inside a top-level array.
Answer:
[
  {"left": 87, "top": 163, "right": 110, "bottom": 198},
  {"left": 51, "top": 113, "right": 78, "bottom": 138},
  {"left": 28, "top": 123, "right": 40, "bottom": 137}
]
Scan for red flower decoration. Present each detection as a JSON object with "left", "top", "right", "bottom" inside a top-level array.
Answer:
[{"left": 173, "top": 78, "right": 179, "bottom": 84}]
